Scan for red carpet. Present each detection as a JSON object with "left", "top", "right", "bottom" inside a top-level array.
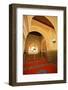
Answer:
[{"left": 23, "top": 54, "right": 57, "bottom": 74}]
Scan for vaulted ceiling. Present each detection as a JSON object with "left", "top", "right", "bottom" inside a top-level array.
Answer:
[{"left": 32, "top": 16, "right": 54, "bottom": 29}]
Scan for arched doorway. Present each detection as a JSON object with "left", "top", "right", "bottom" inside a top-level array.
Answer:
[{"left": 23, "top": 31, "right": 48, "bottom": 74}]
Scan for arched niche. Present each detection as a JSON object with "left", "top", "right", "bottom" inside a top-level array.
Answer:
[{"left": 24, "top": 31, "right": 47, "bottom": 56}]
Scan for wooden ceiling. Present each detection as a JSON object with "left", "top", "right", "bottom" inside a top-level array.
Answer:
[{"left": 33, "top": 16, "right": 54, "bottom": 29}]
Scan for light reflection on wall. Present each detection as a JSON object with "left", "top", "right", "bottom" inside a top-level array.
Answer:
[{"left": 28, "top": 46, "right": 38, "bottom": 54}]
